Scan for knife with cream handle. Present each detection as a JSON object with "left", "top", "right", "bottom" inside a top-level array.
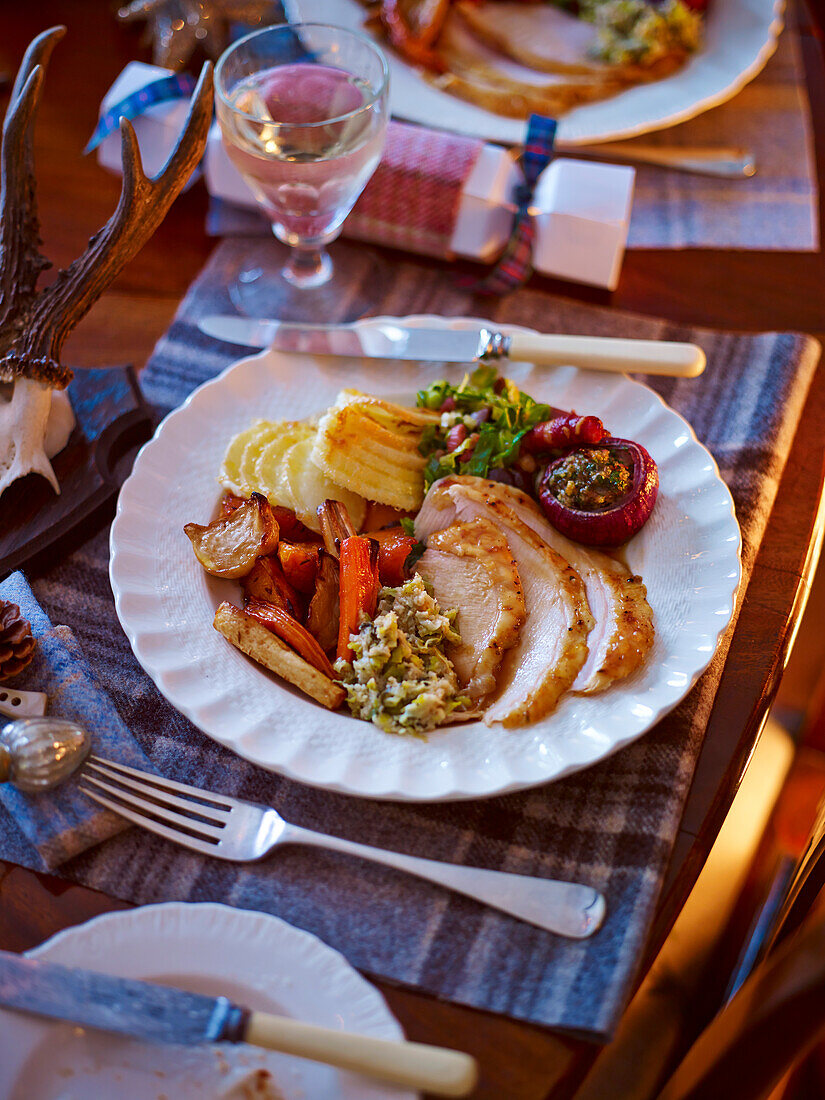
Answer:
[
  {"left": 0, "top": 949, "right": 477, "bottom": 1096},
  {"left": 197, "top": 316, "right": 707, "bottom": 378}
]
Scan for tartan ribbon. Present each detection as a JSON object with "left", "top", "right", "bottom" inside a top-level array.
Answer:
[
  {"left": 472, "top": 114, "right": 557, "bottom": 295},
  {"left": 85, "top": 25, "right": 310, "bottom": 157},
  {"left": 84, "top": 71, "right": 197, "bottom": 154}
]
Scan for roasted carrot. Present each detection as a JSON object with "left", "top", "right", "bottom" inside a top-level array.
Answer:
[
  {"left": 364, "top": 527, "right": 418, "bottom": 586},
  {"left": 244, "top": 598, "right": 338, "bottom": 679},
  {"left": 337, "top": 536, "right": 381, "bottom": 663},
  {"left": 380, "top": 0, "right": 446, "bottom": 72},
  {"left": 307, "top": 551, "right": 340, "bottom": 654},
  {"left": 406, "top": 0, "right": 451, "bottom": 46},
  {"left": 278, "top": 541, "right": 322, "bottom": 595},
  {"left": 317, "top": 499, "right": 358, "bottom": 558},
  {"left": 242, "top": 555, "right": 305, "bottom": 622},
  {"left": 362, "top": 501, "right": 410, "bottom": 531},
  {"left": 270, "top": 506, "right": 317, "bottom": 542}
]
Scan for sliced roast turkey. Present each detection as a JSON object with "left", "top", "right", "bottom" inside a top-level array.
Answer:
[
  {"left": 417, "top": 516, "right": 526, "bottom": 699},
  {"left": 416, "top": 478, "right": 593, "bottom": 727},
  {"left": 455, "top": 0, "right": 613, "bottom": 77},
  {"left": 430, "top": 9, "right": 625, "bottom": 120}
]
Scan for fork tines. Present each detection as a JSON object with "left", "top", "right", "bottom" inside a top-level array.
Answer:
[{"left": 79, "top": 755, "right": 233, "bottom": 855}]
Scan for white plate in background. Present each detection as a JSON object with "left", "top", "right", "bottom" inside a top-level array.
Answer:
[{"left": 286, "top": 0, "right": 785, "bottom": 145}]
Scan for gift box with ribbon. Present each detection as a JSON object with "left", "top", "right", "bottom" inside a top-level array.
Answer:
[{"left": 92, "top": 62, "right": 635, "bottom": 291}]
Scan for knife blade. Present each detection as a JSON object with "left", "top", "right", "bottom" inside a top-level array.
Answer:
[
  {"left": 0, "top": 949, "right": 243, "bottom": 1045},
  {"left": 0, "top": 950, "right": 476, "bottom": 1095},
  {"left": 197, "top": 316, "right": 706, "bottom": 378}
]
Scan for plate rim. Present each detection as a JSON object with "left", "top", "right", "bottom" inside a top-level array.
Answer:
[
  {"left": 110, "top": 315, "right": 742, "bottom": 802},
  {"left": 0, "top": 900, "right": 412, "bottom": 1099},
  {"left": 297, "top": 0, "right": 786, "bottom": 145}
]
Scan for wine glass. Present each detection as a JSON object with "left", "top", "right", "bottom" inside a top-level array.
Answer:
[{"left": 215, "top": 23, "right": 389, "bottom": 320}]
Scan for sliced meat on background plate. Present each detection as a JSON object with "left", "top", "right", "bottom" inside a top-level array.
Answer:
[
  {"left": 417, "top": 478, "right": 593, "bottom": 726},
  {"left": 455, "top": 0, "right": 612, "bottom": 76},
  {"left": 417, "top": 516, "right": 526, "bottom": 699},
  {"left": 430, "top": 10, "right": 625, "bottom": 118}
]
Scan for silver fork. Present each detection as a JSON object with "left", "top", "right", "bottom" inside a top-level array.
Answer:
[{"left": 80, "top": 756, "right": 605, "bottom": 939}]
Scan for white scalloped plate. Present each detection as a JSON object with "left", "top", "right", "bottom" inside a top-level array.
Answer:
[
  {"left": 0, "top": 902, "right": 413, "bottom": 1100},
  {"left": 109, "top": 316, "right": 741, "bottom": 802},
  {"left": 286, "top": 0, "right": 784, "bottom": 145}
]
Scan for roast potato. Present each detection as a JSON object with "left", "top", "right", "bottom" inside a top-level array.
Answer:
[{"left": 184, "top": 493, "right": 279, "bottom": 579}]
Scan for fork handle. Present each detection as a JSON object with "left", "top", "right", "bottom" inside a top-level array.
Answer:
[
  {"left": 286, "top": 825, "right": 605, "bottom": 939},
  {"left": 572, "top": 142, "right": 756, "bottom": 178}
]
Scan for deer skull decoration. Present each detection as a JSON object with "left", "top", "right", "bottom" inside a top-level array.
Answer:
[{"left": 0, "top": 26, "right": 213, "bottom": 501}]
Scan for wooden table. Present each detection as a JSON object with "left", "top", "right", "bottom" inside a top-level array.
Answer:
[{"left": 1, "top": 4, "right": 824, "bottom": 1098}]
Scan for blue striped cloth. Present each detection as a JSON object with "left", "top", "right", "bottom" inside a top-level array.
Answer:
[
  {"left": 0, "top": 242, "right": 819, "bottom": 1039},
  {"left": 0, "top": 572, "right": 154, "bottom": 870}
]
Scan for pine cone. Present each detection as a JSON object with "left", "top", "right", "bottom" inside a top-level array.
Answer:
[{"left": 0, "top": 601, "right": 36, "bottom": 680}]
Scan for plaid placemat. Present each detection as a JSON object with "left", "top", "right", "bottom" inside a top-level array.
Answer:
[
  {"left": 2, "top": 240, "right": 819, "bottom": 1040},
  {"left": 0, "top": 573, "right": 152, "bottom": 869},
  {"left": 626, "top": 19, "right": 819, "bottom": 249}
]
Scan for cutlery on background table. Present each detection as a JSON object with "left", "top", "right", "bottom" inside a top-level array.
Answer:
[
  {"left": 565, "top": 142, "right": 757, "bottom": 178},
  {"left": 198, "top": 316, "right": 707, "bottom": 378},
  {"left": 79, "top": 754, "right": 606, "bottom": 939},
  {"left": 0, "top": 949, "right": 477, "bottom": 1096}
]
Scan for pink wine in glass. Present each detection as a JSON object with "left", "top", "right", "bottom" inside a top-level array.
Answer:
[
  {"left": 216, "top": 24, "right": 388, "bottom": 314},
  {"left": 222, "top": 63, "right": 385, "bottom": 246}
]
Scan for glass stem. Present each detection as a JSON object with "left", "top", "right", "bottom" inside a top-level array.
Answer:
[{"left": 282, "top": 245, "right": 333, "bottom": 289}]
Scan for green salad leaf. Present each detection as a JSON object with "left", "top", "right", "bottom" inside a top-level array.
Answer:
[{"left": 416, "top": 367, "right": 552, "bottom": 488}]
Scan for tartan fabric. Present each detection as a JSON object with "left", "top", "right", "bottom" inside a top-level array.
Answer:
[
  {"left": 345, "top": 120, "right": 484, "bottom": 259},
  {"left": 626, "top": 22, "right": 818, "bottom": 249},
  {"left": 472, "top": 115, "right": 556, "bottom": 295},
  {"left": 0, "top": 240, "right": 819, "bottom": 1039}
]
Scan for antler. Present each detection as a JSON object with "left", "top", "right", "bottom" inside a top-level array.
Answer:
[
  {"left": 0, "top": 28, "right": 214, "bottom": 390},
  {"left": 0, "top": 28, "right": 213, "bottom": 501},
  {"left": 0, "top": 27, "right": 65, "bottom": 357}
]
